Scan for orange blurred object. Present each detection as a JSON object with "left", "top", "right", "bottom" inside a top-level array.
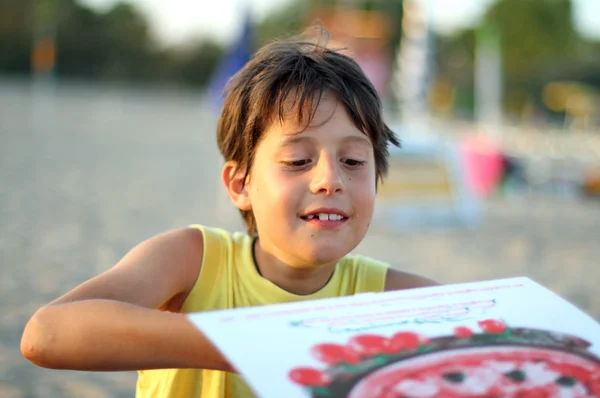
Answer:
[
  {"left": 305, "top": 6, "right": 392, "bottom": 45},
  {"left": 31, "top": 37, "right": 56, "bottom": 73},
  {"left": 304, "top": 6, "right": 393, "bottom": 95},
  {"left": 583, "top": 167, "right": 600, "bottom": 197}
]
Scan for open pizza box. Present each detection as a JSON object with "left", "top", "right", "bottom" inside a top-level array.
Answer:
[{"left": 188, "top": 277, "right": 600, "bottom": 397}]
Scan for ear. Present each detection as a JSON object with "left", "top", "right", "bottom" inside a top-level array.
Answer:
[{"left": 222, "top": 161, "right": 252, "bottom": 211}]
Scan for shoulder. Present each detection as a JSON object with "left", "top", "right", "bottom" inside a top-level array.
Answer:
[
  {"left": 384, "top": 268, "right": 440, "bottom": 292},
  {"left": 153, "top": 226, "right": 204, "bottom": 260},
  {"left": 143, "top": 226, "right": 206, "bottom": 293},
  {"left": 140, "top": 225, "right": 212, "bottom": 294},
  {"left": 187, "top": 224, "right": 249, "bottom": 259}
]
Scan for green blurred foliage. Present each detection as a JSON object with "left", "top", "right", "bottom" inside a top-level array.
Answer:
[
  {"left": 254, "top": 0, "right": 308, "bottom": 46},
  {"left": 435, "top": 0, "right": 600, "bottom": 119},
  {"left": 488, "top": 0, "right": 576, "bottom": 76},
  {"left": 161, "top": 41, "right": 224, "bottom": 87},
  {"left": 0, "top": 0, "right": 224, "bottom": 87},
  {"left": 1, "top": 0, "right": 597, "bottom": 112},
  {"left": 0, "top": 0, "right": 34, "bottom": 73},
  {"left": 0, "top": 0, "right": 405, "bottom": 89}
]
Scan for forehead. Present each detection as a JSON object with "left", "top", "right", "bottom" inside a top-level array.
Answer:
[{"left": 273, "top": 94, "right": 367, "bottom": 140}]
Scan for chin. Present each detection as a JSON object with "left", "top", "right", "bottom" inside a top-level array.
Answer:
[{"left": 300, "top": 237, "right": 360, "bottom": 266}]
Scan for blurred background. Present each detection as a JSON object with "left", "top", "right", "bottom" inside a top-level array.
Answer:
[{"left": 1, "top": 0, "right": 599, "bottom": 396}]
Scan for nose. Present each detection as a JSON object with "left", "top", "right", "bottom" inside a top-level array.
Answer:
[{"left": 309, "top": 155, "right": 344, "bottom": 196}]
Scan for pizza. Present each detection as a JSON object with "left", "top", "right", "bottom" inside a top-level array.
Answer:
[
  {"left": 347, "top": 346, "right": 600, "bottom": 398},
  {"left": 288, "top": 320, "right": 600, "bottom": 398}
]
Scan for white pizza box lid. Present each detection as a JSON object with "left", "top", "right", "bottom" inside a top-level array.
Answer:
[{"left": 188, "top": 277, "right": 600, "bottom": 398}]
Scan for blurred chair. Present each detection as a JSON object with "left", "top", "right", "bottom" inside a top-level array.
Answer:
[{"left": 374, "top": 130, "right": 482, "bottom": 230}]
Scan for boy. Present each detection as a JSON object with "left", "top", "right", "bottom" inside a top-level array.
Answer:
[{"left": 21, "top": 29, "right": 437, "bottom": 397}]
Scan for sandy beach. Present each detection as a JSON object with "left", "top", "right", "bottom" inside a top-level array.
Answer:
[{"left": 1, "top": 80, "right": 598, "bottom": 397}]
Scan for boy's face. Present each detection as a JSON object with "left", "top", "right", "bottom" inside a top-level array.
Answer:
[{"left": 245, "top": 94, "right": 377, "bottom": 268}]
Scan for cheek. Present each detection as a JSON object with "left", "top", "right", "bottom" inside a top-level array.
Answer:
[
  {"left": 249, "top": 168, "right": 301, "bottom": 211},
  {"left": 348, "top": 172, "right": 377, "bottom": 216},
  {"left": 357, "top": 188, "right": 377, "bottom": 212},
  {"left": 349, "top": 170, "right": 376, "bottom": 196}
]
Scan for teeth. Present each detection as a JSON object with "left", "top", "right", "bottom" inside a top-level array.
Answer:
[
  {"left": 318, "top": 213, "right": 343, "bottom": 221},
  {"left": 303, "top": 213, "right": 346, "bottom": 221}
]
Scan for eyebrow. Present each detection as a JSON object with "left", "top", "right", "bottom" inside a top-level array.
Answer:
[
  {"left": 342, "top": 135, "right": 373, "bottom": 147},
  {"left": 279, "top": 135, "right": 373, "bottom": 148}
]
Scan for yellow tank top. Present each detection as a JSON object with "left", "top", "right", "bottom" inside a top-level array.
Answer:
[{"left": 136, "top": 225, "right": 389, "bottom": 398}]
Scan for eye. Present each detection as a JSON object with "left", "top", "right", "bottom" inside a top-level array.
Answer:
[
  {"left": 342, "top": 159, "right": 366, "bottom": 168},
  {"left": 281, "top": 159, "right": 312, "bottom": 168}
]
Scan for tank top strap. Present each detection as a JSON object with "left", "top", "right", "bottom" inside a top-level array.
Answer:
[
  {"left": 344, "top": 254, "right": 389, "bottom": 293},
  {"left": 182, "top": 225, "right": 234, "bottom": 312}
]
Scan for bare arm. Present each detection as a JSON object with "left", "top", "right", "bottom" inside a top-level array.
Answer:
[
  {"left": 384, "top": 268, "right": 440, "bottom": 291},
  {"left": 21, "top": 227, "right": 232, "bottom": 372}
]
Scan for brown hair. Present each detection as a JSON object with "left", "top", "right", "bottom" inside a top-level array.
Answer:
[{"left": 216, "top": 27, "right": 400, "bottom": 235}]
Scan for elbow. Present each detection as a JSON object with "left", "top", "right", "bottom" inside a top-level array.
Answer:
[{"left": 20, "top": 308, "right": 59, "bottom": 368}]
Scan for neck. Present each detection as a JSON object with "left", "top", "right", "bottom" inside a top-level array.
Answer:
[{"left": 253, "top": 238, "right": 337, "bottom": 296}]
